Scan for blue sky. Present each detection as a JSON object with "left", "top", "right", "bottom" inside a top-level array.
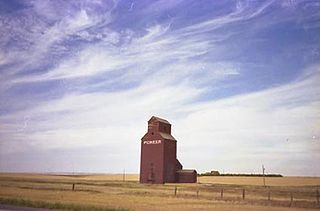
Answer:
[{"left": 0, "top": 0, "right": 319, "bottom": 176}]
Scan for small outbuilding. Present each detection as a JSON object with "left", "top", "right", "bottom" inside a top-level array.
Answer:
[
  {"left": 176, "top": 170, "right": 197, "bottom": 183},
  {"left": 210, "top": 170, "right": 220, "bottom": 176}
]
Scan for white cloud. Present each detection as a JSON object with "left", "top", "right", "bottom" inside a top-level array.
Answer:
[
  {"left": 0, "top": 52, "right": 6, "bottom": 66},
  {"left": 144, "top": 0, "right": 184, "bottom": 14},
  {"left": 0, "top": 3, "right": 114, "bottom": 86},
  {"left": 173, "top": 65, "right": 320, "bottom": 175},
  {"left": 1, "top": 1, "right": 319, "bottom": 175},
  {"left": 0, "top": 81, "right": 203, "bottom": 151},
  {"left": 180, "top": 0, "right": 275, "bottom": 36},
  {"left": 1, "top": 64, "right": 319, "bottom": 175},
  {"left": 12, "top": 21, "right": 226, "bottom": 84}
]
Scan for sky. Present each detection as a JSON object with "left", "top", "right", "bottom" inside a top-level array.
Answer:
[{"left": 0, "top": 0, "right": 319, "bottom": 176}]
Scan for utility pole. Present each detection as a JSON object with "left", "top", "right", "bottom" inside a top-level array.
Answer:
[
  {"left": 262, "top": 165, "right": 266, "bottom": 187},
  {"left": 72, "top": 160, "right": 75, "bottom": 176},
  {"left": 123, "top": 168, "right": 125, "bottom": 182}
]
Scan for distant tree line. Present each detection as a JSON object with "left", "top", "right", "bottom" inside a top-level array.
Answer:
[{"left": 198, "top": 171, "right": 283, "bottom": 177}]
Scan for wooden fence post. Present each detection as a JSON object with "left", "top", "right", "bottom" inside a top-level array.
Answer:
[
  {"left": 290, "top": 192, "right": 293, "bottom": 207},
  {"left": 242, "top": 189, "right": 245, "bottom": 200},
  {"left": 174, "top": 186, "right": 177, "bottom": 196},
  {"left": 196, "top": 189, "right": 199, "bottom": 198},
  {"left": 221, "top": 188, "right": 224, "bottom": 199},
  {"left": 268, "top": 190, "right": 271, "bottom": 201},
  {"left": 72, "top": 183, "right": 75, "bottom": 191},
  {"left": 316, "top": 189, "right": 319, "bottom": 205}
]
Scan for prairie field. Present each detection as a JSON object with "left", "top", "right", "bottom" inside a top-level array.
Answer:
[
  {"left": 198, "top": 175, "right": 320, "bottom": 186},
  {"left": 0, "top": 173, "right": 319, "bottom": 211}
]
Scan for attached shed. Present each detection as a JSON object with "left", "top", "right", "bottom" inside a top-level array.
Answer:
[{"left": 176, "top": 169, "right": 197, "bottom": 183}]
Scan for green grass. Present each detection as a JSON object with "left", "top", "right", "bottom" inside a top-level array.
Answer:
[{"left": 0, "top": 197, "right": 129, "bottom": 211}]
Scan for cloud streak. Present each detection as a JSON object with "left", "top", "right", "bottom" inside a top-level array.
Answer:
[
  {"left": 0, "top": 0, "right": 319, "bottom": 175},
  {"left": 1, "top": 63, "right": 319, "bottom": 174}
]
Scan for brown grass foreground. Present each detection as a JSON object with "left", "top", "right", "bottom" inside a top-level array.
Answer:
[{"left": 0, "top": 173, "right": 319, "bottom": 211}]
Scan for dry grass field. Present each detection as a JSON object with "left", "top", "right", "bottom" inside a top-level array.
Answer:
[
  {"left": 198, "top": 175, "right": 320, "bottom": 186},
  {"left": 0, "top": 173, "right": 319, "bottom": 211}
]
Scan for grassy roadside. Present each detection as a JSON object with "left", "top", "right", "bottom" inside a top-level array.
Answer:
[{"left": 0, "top": 197, "right": 129, "bottom": 211}]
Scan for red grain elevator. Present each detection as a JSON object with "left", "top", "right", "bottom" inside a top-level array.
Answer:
[{"left": 139, "top": 116, "right": 197, "bottom": 184}]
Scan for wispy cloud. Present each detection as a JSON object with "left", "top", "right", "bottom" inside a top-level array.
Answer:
[
  {"left": 180, "top": 0, "right": 275, "bottom": 36},
  {"left": 1, "top": 64, "right": 319, "bottom": 174},
  {"left": 12, "top": 20, "right": 234, "bottom": 87},
  {"left": 175, "top": 65, "right": 320, "bottom": 175},
  {"left": 0, "top": 0, "right": 319, "bottom": 175},
  {"left": 0, "top": 1, "right": 114, "bottom": 87}
]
